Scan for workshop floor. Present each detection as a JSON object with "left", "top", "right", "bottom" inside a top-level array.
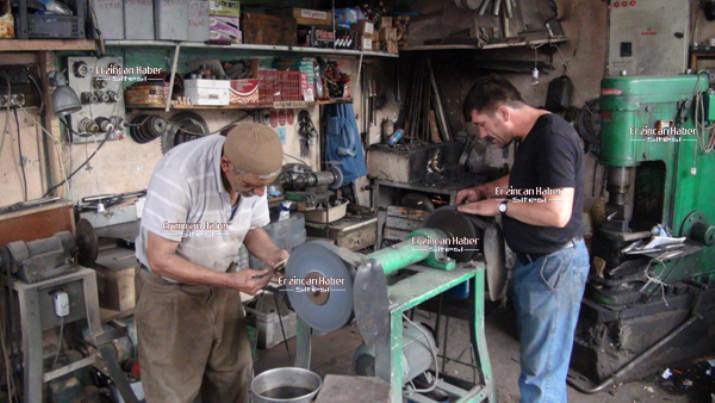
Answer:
[{"left": 255, "top": 306, "right": 704, "bottom": 402}]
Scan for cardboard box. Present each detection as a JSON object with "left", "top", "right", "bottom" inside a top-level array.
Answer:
[
  {"left": 230, "top": 79, "right": 259, "bottom": 104},
  {"left": 184, "top": 79, "right": 231, "bottom": 105},
  {"left": 0, "top": 1, "right": 15, "bottom": 39},
  {"left": 188, "top": 0, "right": 209, "bottom": 42},
  {"left": 289, "top": 8, "right": 331, "bottom": 26},
  {"left": 209, "top": 0, "right": 239, "bottom": 17},
  {"left": 94, "top": 0, "right": 124, "bottom": 39},
  {"left": 124, "top": 0, "right": 154, "bottom": 40},
  {"left": 94, "top": 248, "right": 137, "bottom": 312},
  {"left": 387, "top": 41, "right": 399, "bottom": 54},
  {"left": 380, "top": 27, "right": 397, "bottom": 42},
  {"left": 380, "top": 16, "right": 392, "bottom": 28},
  {"left": 155, "top": 0, "right": 189, "bottom": 40},
  {"left": 361, "top": 36, "right": 373, "bottom": 51},
  {"left": 242, "top": 12, "right": 296, "bottom": 45},
  {"left": 354, "top": 20, "right": 374, "bottom": 37},
  {"left": 210, "top": 15, "right": 241, "bottom": 42}
]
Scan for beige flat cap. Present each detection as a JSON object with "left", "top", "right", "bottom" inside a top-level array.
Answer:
[{"left": 224, "top": 122, "right": 283, "bottom": 177}]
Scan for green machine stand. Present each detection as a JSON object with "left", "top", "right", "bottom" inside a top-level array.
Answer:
[{"left": 285, "top": 208, "right": 496, "bottom": 402}]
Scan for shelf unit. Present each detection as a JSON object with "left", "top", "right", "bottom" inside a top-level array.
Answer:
[
  {"left": 126, "top": 98, "right": 353, "bottom": 111},
  {"left": 106, "top": 40, "right": 389, "bottom": 111},
  {"left": 105, "top": 40, "right": 399, "bottom": 58},
  {"left": 401, "top": 36, "right": 568, "bottom": 51},
  {"left": 0, "top": 39, "right": 96, "bottom": 52}
]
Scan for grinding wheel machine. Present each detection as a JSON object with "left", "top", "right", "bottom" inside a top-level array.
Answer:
[{"left": 284, "top": 207, "right": 496, "bottom": 402}]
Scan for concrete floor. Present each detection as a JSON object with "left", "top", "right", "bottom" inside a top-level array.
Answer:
[{"left": 255, "top": 307, "right": 703, "bottom": 402}]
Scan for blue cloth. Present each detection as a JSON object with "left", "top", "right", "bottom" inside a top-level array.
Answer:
[
  {"left": 512, "top": 239, "right": 589, "bottom": 403},
  {"left": 324, "top": 103, "right": 367, "bottom": 185}
]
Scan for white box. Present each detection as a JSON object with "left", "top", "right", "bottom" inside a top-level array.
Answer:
[
  {"left": 361, "top": 36, "right": 374, "bottom": 51},
  {"left": 184, "top": 79, "right": 231, "bottom": 106}
]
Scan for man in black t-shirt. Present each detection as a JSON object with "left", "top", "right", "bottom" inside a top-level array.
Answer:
[{"left": 456, "top": 75, "right": 589, "bottom": 403}]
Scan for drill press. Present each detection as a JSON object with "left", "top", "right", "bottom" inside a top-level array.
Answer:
[{"left": 570, "top": 75, "right": 715, "bottom": 389}]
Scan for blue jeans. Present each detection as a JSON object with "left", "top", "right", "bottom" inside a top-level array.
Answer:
[{"left": 512, "top": 240, "right": 589, "bottom": 403}]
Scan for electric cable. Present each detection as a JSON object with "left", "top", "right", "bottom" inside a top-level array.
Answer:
[
  {"left": 272, "top": 290, "right": 292, "bottom": 362},
  {"left": 13, "top": 109, "right": 28, "bottom": 201},
  {"left": 51, "top": 316, "right": 65, "bottom": 370},
  {"left": 1, "top": 73, "right": 11, "bottom": 159},
  {"left": 43, "top": 121, "right": 109, "bottom": 197},
  {"left": 16, "top": 104, "right": 72, "bottom": 198}
]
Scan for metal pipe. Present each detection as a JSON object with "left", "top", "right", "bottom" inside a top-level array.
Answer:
[
  {"left": 426, "top": 58, "right": 451, "bottom": 142},
  {"left": 165, "top": 44, "right": 181, "bottom": 112},
  {"left": 367, "top": 239, "right": 431, "bottom": 275}
]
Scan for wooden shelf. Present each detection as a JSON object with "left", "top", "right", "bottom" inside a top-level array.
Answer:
[
  {"left": 0, "top": 39, "right": 96, "bottom": 52},
  {"left": 106, "top": 40, "right": 399, "bottom": 58},
  {"left": 401, "top": 36, "right": 568, "bottom": 52},
  {"left": 126, "top": 98, "right": 352, "bottom": 111}
]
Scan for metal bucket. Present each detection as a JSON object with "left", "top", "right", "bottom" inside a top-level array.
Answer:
[{"left": 251, "top": 367, "right": 322, "bottom": 403}]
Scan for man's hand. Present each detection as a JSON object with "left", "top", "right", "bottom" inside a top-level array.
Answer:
[
  {"left": 456, "top": 187, "right": 483, "bottom": 205},
  {"left": 272, "top": 249, "right": 290, "bottom": 268},
  {"left": 228, "top": 268, "right": 273, "bottom": 295},
  {"left": 457, "top": 199, "right": 502, "bottom": 217}
]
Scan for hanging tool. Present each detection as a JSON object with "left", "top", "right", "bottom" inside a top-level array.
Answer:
[
  {"left": 478, "top": 0, "right": 491, "bottom": 16},
  {"left": 426, "top": 58, "right": 451, "bottom": 142},
  {"left": 492, "top": 0, "right": 502, "bottom": 16}
]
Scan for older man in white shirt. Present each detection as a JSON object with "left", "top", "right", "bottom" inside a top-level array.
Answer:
[{"left": 135, "top": 122, "right": 289, "bottom": 403}]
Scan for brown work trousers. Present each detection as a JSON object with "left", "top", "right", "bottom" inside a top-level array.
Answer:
[{"left": 134, "top": 268, "right": 253, "bottom": 403}]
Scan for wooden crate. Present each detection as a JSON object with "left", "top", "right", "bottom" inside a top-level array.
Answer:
[
  {"left": 383, "top": 205, "right": 429, "bottom": 242},
  {"left": 242, "top": 12, "right": 296, "bottom": 45},
  {"left": 0, "top": 200, "right": 74, "bottom": 245},
  {"left": 93, "top": 247, "right": 137, "bottom": 313}
]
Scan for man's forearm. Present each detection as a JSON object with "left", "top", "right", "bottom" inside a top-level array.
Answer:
[
  {"left": 476, "top": 175, "right": 509, "bottom": 198},
  {"left": 152, "top": 254, "right": 234, "bottom": 287},
  {"left": 244, "top": 227, "right": 283, "bottom": 266}
]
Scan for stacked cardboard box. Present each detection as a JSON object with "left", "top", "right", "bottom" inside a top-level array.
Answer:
[
  {"left": 352, "top": 20, "right": 375, "bottom": 51},
  {"left": 242, "top": 12, "right": 296, "bottom": 45},
  {"left": 379, "top": 16, "right": 408, "bottom": 54},
  {"left": 257, "top": 70, "right": 307, "bottom": 103},
  {"left": 209, "top": 0, "right": 241, "bottom": 42}
]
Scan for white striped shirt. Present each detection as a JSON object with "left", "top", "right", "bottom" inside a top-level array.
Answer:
[{"left": 136, "top": 134, "right": 270, "bottom": 273}]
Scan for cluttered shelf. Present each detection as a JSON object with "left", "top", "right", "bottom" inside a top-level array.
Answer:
[
  {"left": 0, "top": 39, "right": 96, "bottom": 52},
  {"left": 401, "top": 35, "right": 568, "bottom": 51},
  {"left": 125, "top": 98, "right": 353, "bottom": 111},
  {"left": 105, "top": 40, "right": 399, "bottom": 58}
]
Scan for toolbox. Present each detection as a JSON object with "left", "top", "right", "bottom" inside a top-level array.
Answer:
[
  {"left": 14, "top": 0, "right": 86, "bottom": 39},
  {"left": 184, "top": 79, "right": 231, "bottom": 106}
]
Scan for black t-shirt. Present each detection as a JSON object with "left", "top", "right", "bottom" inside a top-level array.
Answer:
[{"left": 502, "top": 113, "right": 584, "bottom": 254}]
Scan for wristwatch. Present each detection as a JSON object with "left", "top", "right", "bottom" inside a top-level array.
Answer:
[{"left": 498, "top": 200, "right": 509, "bottom": 215}]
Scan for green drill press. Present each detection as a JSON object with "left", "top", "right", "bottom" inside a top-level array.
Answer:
[{"left": 570, "top": 74, "right": 715, "bottom": 391}]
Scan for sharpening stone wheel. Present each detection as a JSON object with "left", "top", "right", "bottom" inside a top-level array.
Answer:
[
  {"left": 285, "top": 240, "right": 354, "bottom": 332},
  {"left": 423, "top": 206, "right": 480, "bottom": 262}
]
